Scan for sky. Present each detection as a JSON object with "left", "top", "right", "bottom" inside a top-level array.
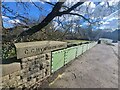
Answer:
[
  {"left": 81, "top": 0, "right": 119, "bottom": 31},
  {"left": 100, "top": 9, "right": 119, "bottom": 30},
  {"left": 2, "top": 0, "right": 120, "bottom": 31},
  {"left": 2, "top": 2, "right": 53, "bottom": 27}
]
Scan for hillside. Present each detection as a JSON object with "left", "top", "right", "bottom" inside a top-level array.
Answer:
[{"left": 101, "top": 29, "right": 120, "bottom": 41}]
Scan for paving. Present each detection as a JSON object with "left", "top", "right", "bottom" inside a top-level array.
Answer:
[{"left": 48, "top": 44, "right": 118, "bottom": 88}]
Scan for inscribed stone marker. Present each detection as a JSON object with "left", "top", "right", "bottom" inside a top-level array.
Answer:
[{"left": 15, "top": 41, "right": 67, "bottom": 59}]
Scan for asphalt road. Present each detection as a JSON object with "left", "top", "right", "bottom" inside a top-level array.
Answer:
[{"left": 47, "top": 44, "right": 118, "bottom": 88}]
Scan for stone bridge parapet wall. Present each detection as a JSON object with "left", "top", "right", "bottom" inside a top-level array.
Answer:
[{"left": 1, "top": 41, "right": 97, "bottom": 89}]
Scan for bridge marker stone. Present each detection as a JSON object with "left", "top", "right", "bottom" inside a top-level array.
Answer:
[{"left": 15, "top": 41, "right": 67, "bottom": 59}]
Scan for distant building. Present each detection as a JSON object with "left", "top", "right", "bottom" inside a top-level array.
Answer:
[{"left": 99, "top": 38, "right": 113, "bottom": 44}]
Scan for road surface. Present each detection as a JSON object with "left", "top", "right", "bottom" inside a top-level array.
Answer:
[{"left": 41, "top": 43, "right": 118, "bottom": 88}]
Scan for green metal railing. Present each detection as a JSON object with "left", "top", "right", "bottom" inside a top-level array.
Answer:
[
  {"left": 51, "top": 49, "right": 65, "bottom": 73},
  {"left": 64, "top": 46, "right": 77, "bottom": 65},
  {"left": 76, "top": 45, "right": 82, "bottom": 57},
  {"left": 51, "top": 41, "right": 98, "bottom": 73},
  {"left": 82, "top": 44, "right": 88, "bottom": 53}
]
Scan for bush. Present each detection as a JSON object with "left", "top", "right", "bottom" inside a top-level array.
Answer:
[{"left": 2, "top": 43, "right": 16, "bottom": 60}]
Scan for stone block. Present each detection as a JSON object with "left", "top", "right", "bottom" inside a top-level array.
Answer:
[
  {"left": 9, "top": 71, "right": 20, "bottom": 79},
  {"left": 46, "top": 60, "right": 51, "bottom": 67},
  {"left": 8, "top": 79, "right": 18, "bottom": 87},
  {"left": 44, "top": 67, "right": 50, "bottom": 76},
  {"left": 2, "top": 75, "right": 9, "bottom": 82},
  {"left": 16, "top": 80, "right": 23, "bottom": 86},
  {"left": 2, "top": 62, "right": 21, "bottom": 76},
  {"left": 15, "top": 41, "right": 67, "bottom": 59},
  {"left": 22, "top": 78, "right": 27, "bottom": 83},
  {"left": 2, "top": 81, "right": 9, "bottom": 88}
]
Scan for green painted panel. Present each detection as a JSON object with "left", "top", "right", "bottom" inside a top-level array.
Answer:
[
  {"left": 92, "top": 43, "right": 94, "bottom": 47},
  {"left": 76, "top": 45, "right": 82, "bottom": 57},
  {"left": 90, "top": 42, "right": 94, "bottom": 48},
  {"left": 87, "top": 43, "right": 90, "bottom": 50},
  {"left": 83, "top": 42, "right": 97, "bottom": 50},
  {"left": 51, "top": 50, "right": 65, "bottom": 73},
  {"left": 93, "top": 42, "right": 95, "bottom": 47},
  {"left": 92, "top": 42, "right": 96, "bottom": 47},
  {"left": 92, "top": 42, "right": 94, "bottom": 48},
  {"left": 94, "top": 42, "right": 97, "bottom": 46},
  {"left": 89, "top": 43, "right": 92, "bottom": 49},
  {"left": 86, "top": 43, "right": 89, "bottom": 50},
  {"left": 91, "top": 43, "right": 93, "bottom": 48},
  {"left": 64, "top": 46, "right": 77, "bottom": 64},
  {"left": 82, "top": 44, "right": 88, "bottom": 53}
]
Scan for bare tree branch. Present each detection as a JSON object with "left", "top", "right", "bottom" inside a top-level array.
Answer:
[
  {"left": 45, "top": 1, "right": 69, "bottom": 10},
  {"left": 31, "top": 0, "right": 43, "bottom": 11},
  {"left": 2, "top": 1, "right": 87, "bottom": 42},
  {"left": 16, "top": 1, "right": 65, "bottom": 42},
  {"left": 63, "top": 13, "right": 90, "bottom": 23},
  {"left": 59, "top": 2, "right": 85, "bottom": 15}
]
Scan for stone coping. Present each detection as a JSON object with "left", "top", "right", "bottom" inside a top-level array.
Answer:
[
  {"left": 1, "top": 62, "right": 21, "bottom": 76},
  {"left": 15, "top": 41, "right": 67, "bottom": 59}
]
